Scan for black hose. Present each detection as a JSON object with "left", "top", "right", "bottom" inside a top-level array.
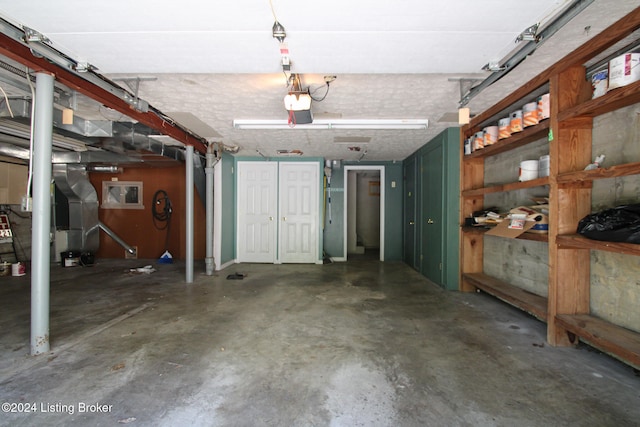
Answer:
[{"left": 152, "top": 190, "right": 172, "bottom": 250}]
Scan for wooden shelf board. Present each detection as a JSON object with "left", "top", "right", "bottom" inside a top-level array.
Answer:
[
  {"left": 558, "top": 80, "right": 640, "bottom": 124},
  {"left": 462, "top": 226, "right": 548, "bottom": 242},
  {"left": 555, "top": 314, "right": 640, "bottom": 370},
  {"left": 463, "top": 272, "right": 548, "bottom": 322},
  {"left": 462, "top": 177, "right": 550, "bottom": 196},
  {"left": 464, "top": 122, "right": 550, "bottom": 159},
  {"left": 557, "top": 161, "right": 640, "bottom": 183},
  {"left": 557, "top": 234, "right": 640, "bottom": 256}
]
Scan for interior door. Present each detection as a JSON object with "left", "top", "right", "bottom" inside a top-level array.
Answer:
[
  {"left": 403, "top": 156, "right": 418, "bottom": 269},
  {"left": 237, "top": 161, "right": 277, "bottom": 263},
  {"left": 420, "top": 143, "right": 444, "bottom": 284},
  {"left": 279, "top": 162, "right": 319, "bottom": 263}
]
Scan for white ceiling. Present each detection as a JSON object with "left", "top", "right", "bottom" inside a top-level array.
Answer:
[{"left": 0, "top": 0, "right": 638, "bottom": 161}]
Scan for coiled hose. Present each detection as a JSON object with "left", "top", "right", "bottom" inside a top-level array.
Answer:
[{"left": 152, "top": 190, "right": 172, "bottom": 251}]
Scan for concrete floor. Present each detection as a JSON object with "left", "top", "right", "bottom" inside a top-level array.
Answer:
[{"left": 0, "top": 256, "right": 639, "bottom": 427}]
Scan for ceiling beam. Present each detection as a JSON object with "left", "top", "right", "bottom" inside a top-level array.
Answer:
[{"left": 0, "top": 32, "right": 208, "bottom": 154}]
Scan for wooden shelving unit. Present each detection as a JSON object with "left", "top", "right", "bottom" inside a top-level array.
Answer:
[
  {"left": 459, "top": 7, "right": 640, "bottom": 370},
  {"left": 463, "top": 273, "right": 548, "bottom": 322}
]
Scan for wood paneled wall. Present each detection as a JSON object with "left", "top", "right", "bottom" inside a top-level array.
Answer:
[{"left": 89, "top": 165, "right": 206, "bottom": 260}]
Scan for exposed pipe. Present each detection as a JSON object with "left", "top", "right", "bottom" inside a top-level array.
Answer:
[
  {"left": 98, "top": 222, "right": 136, "bottom": 256},
  {"left": 213, "top": 157, "right": 223, "bottom": 271},
  {"left": 185, "top": 145, "right": 194, "bottom": 283},
  {"left": 204, "top": 145, "right": 215, "bottom": 276},
  {"left": 30, "top": 72, "right": 54, "bottom": 355},
  {"left": 86, "top": 165, "right": 122, "bottom": 173}
]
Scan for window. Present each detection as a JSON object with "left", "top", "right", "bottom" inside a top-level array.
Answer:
[{"left": 101, "top": 181, "right": 144, "bottom": 209}]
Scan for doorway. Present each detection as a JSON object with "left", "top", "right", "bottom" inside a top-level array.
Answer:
[{"left": 343, "top": 165, "right": 385, "bottom": 261}]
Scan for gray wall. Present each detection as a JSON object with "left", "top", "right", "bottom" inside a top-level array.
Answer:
[
  {"left": 482, "top": 104, "right": 640, "bottom": 334},
  {"left": 589, "top": 104, "right": 640, "bottom": 333}
]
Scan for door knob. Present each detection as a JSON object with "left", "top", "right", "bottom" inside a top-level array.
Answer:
[
  {"left": 269, "top": 216, "right": 273, "bottom": 221},
  {"left": 409, "top": 220, "right": 415, "bottom": 225},
  {"left": 427, "top": 218, "right": 434, "bottom": 224},
  {"left": 282, "top": 217, "right": 287, "bottom": 221}
]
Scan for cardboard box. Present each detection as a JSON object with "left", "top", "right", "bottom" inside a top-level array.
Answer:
[
  {"left": 0, "top": 162, "right": 28, "bottom": 205},
  {"left": 485, "top": 206, "right": 548, "bottom": 238},
  {"left": 609, "top": 53, "right": 640, "bottom": 90}
]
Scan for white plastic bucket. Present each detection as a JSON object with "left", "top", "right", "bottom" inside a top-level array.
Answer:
[
  {"left": 519, "top": 160, "right": 539, "bottom": 181},
  {"left": 11, "top": 262, "right": 25, "bottom": 276},
  {"left": 538, "top": 155, "right": 550, "bottom": 177}
]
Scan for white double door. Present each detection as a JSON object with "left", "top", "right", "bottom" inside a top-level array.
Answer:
[{"left": 237, "top": 161, "right": 319, "bottom": 263}]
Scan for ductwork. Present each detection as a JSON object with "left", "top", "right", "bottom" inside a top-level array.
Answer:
[
  {"left": 0, "top": 97, "right": 208, "bottom": 204},
  {"left": 52, "top": 164, "right": 99, "bottom": 253}
]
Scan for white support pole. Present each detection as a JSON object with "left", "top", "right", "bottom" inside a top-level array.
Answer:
[
  {"left": 31, "top": 72, "right": 54, "bottom": 355},
  {"left": 204, "top": 145, "right": 215, "bottom": 276},
  {"left": 185, "top": 145, "right": 194, "bottom": 283}
]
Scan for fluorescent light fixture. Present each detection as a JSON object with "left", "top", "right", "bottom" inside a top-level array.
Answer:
[{"left": 233, "top": 119, "right": 428, "bottom": 130}]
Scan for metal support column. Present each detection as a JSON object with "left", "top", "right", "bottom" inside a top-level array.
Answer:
[
  {"left": 185, "top": 145, "right": 194, "bottom": 283},
  {"left": 204, "top": 145, "right": 215, "bottom": 276},
  {"left": 31, "top": 72, "right": 54, "bottom": 355}
]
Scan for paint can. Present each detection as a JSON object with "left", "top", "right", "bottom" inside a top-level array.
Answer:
[
  {"left": 522, "top": 102, "right": 539, "bottom": 127},
  {"left": 498, "top": 117, "right": 511, "bottom": 139},
  {"left": 11, "top": 262, "right": 25, "bottom": 277},
  {"left": 483, "top": 126, "right": 498, "bottom": 146},
  {"left": 537, "top": 93, "right": 550, "bottom": 120},
  {"left": 473, "top": 131, "right": 484, "bottom": 151},
  {"left": 60, "top": 250, "right": 81, "bottom": 268},
  {"left": 519, "top": 160, "right": 539, "bottom": 182},
  {"left": 510, "top": 110, "right": 523, "bottom": 133}
]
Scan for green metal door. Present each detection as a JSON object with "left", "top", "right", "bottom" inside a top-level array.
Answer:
[
  {"left": 403, "top": 156, "right": 418, "bottom": 269},
  {"left": 420, "top": 142, "right": 444, "bottom": 285}
]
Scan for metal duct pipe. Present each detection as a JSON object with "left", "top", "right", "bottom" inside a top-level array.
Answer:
[
  {"left": 185, "top": 145, "right": 194, "bottom": 283},
  {"left": 204, "top": 145, "right": 215, "bottom": 276},
  {"left": 87, "top": 165, "right": 122, "bottom": 173},
  {"left": 0, "top": 141, "right": 30, "bottom": 159},
  {"left": 98, "top": 221, "right": 136, "bottom": 255},
  {"left": 31, "top": 72, "right": 54, "bottom": 356},
  {"left": 52, "top": 164, "right": 99, "bottom": 253}
]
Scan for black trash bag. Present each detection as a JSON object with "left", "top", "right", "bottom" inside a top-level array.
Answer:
[{"left": 577, "top": 204, "right": 640, "bottom": 244}]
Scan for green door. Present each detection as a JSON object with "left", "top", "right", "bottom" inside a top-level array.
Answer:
[
  {"left": 420, "top": 142, "right": 444, "bottom": 285},
  {"left": 403, "top": 156, "right": 418, "bottom": 269}
]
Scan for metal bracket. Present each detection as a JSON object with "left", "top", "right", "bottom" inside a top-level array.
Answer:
[
  {"left": 23, "top": 26, "right": 50, "bottom": 44},
  {"left": 113, "top": 76, "right": 156, "bottom": 112},
  {"left": 516, "top": 23, "right": 540, "bottom": 43},
  {"left": 449, "top": 78, "right": 482, "bottom": 106}
]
